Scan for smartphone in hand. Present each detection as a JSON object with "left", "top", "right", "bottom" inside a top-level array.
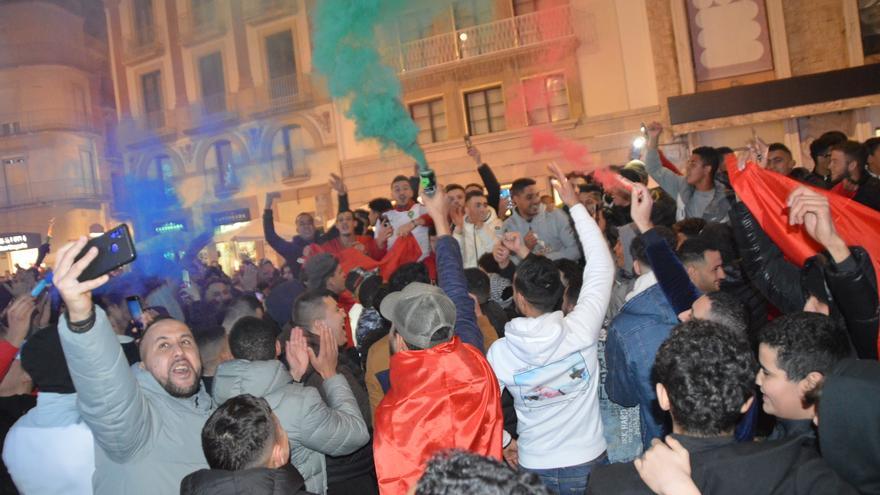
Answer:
[{"left": 74, "top": 224, "right": 137, "bottom": 282}]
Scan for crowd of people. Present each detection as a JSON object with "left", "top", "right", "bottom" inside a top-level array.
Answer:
[{"left": 0, "top": 123, "right": 878, "bottom": 495}]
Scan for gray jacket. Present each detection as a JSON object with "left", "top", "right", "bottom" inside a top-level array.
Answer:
[
  {"left": 58, "top": 309, "right": 215, "bottom": 495},
  {"left": 212, "top": 359, "right": 369, "bottom": 494},
  {"left": 502, "top": 207, "right": 580, "bottom": 261},
  {"left": 645, "top": 149, "right": 730, "bottom": 222}
]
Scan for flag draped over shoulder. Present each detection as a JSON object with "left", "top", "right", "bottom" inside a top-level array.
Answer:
[
  {"left": 309, "top": 234, "right": 422, "bottom": 281},
  {"left": 727, "top": 157, "right": 880, "bottom": 299},
  {"left": 373, "top": 336, "right": 503, "bottom": 495}
]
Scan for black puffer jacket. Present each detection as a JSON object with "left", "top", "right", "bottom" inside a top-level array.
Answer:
[
  {"left": 823, "top": 247, "right": 879, "bottom": 359},
  {"left": 730, "top": 201, "right": 879, "bottom": 359},
  {"left": 180, "top": 464, "right": 313, "bottom": 495}
]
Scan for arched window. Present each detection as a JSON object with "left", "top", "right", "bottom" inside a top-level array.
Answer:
[
  {"left": 148, "top": 154, "right": 175, "bottom": 198},
  {"left": 211, "top": 139, "right": 236, "bottom": 191},
  {"left": 273, "top": 124, "right": 311, "bottom": 178}
]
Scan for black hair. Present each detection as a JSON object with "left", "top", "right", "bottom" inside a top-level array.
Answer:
[
  {"left": 650, "top": 191, "right": 677, "bottom": 228},
  {"left": 292, "top": 289, "right": 335, "bottom": 332},
  {"left": 194, "top": 324, "right": 227, "bottom": 353},
  {"left": 228, "top": 316, "right": 278, "bottom": 361},
  {"left": 464, "top": 268, "right": 491, "bottom": 305},
  {"left": 673, "top": 218, "right": 707, "bottom": 238},
  {"left": 513, "top": 255, "right": 563, "bottom": 314},
  {"left": 715, "top": 146, "right": 734, "bottom": 156},
  {"left": 630, "top": 226, "right": 676, "bottom": 270},
  {"left": 554, "top": 258, "right": 583, "bottom": 307},
  {"left": 699, "top": 223, "right": 736, "bottom": 265},
  {"left": 368, "top": 198, "right": 393, "bottom": 214},
  {"left": 579, "top": 183, "right": 603, "bottom": 195},
  {"left": 510, "top": 178, "right": 536, "bottom": 196},
  {"left": 865, "top": 137, "right": 880, "bottom": 156},
  {"left": 830, "top": 140, "right": 868, "bottom": 171},
  {"left": 692, "top": 146, "right": 721, "bottom": 178},
  {"left": 465, "top": 190, "right": 485, "bottom": 203},
  {"left": 415, "top": 450, "right": 550, "bottom": 494},
  {"left": 768, "top": 142, "right": 792, "bottom": 156},
  {"left": 603, "top": 223, "right": 619, "bottom": 251},
  {"left": 389, "top": 262, "right": 431, "bottom": 292},
  {"left": 477, "top": 252, "right": 502, "bottom": 274},
  {"left": 357, "top": 276, "right": 383, "bottom": 309},
  {"left": 445, "top": 184, "right": 465, "bottom": 193},
  {"left": 141, "top": 314, "right": 177, "bottom": 337},
  {"left": 200, "top": 276, "right": 232, "bottom": 300},
  {"left": 391, "top": 175, "right": 411, "bottom": 186},
  {"left": 201, "top": 394, "right": 275, "bottom": 471},
  {"left": 653, "top": 320, "right": 757, "bottom": 436},
  {"left": 703, "top": 291, "right": 748, "bottom": 336},
  {"left": 464, "top": 183, "right": 484, "bottom": 192},
  {"left": 810, "top": 132, "right": 848, "bottom": 162},
  {"left": 757, "top": 312, "right": 851, "bottom": 382},
  {"left": 677, "top": 237, "right": 719, "bottom": 266}
]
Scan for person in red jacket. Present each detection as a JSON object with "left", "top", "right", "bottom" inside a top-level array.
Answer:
[{"left": 308, "top": 210, "right": 390, "bottom": 261}]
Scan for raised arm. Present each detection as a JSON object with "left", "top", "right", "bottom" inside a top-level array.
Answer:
[
  {"left": 551, "top": 164, "right": 614, "bottom": 344},
  {"left": 53, "top": 238, "right": 152, "bottom": 462},
  {"left": 729, "top": 200, "right": 804, "bottom": 314},
  {"left": 423, "top": 189, "right": 484, "bottom": 352},
  {"left": 644, "top": 122, "right": 685, "bottom": 199},
  {"left": 262, "top": 192, "right": 298, "bottom": 263},
  {"left": 630, "top": 183, "right": 701, "bottom": 315},
  {"left": 471, "top": 145, "right": 501, "bottom": 211},
  {"left": 787, "top": 187, "right": 879, "bottom": 359}
]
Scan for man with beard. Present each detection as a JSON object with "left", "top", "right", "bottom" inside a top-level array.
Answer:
[{"left": 52, "top": 237, "right": 215, "bottom": 495}]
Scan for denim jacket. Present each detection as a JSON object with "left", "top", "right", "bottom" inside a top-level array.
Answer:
[{"left": 605, "top": 283, "right": 678, "bottom": 450}]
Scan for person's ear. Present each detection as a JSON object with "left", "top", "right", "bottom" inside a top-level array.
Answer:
[
  {"left": 799, "top": 371, "right": 824, "bottom": 399},
  {"left": 656, "top": 383, "right": 671, "bottom": 412},
  {"left": 275, "top": 340, "right": 281, "bottom": 359},
  {"left": 633, "top": 260, "right": 642, "bottom": 276},
  {"left": 739, "top": 395, "right": 755, "bottom": 414}
]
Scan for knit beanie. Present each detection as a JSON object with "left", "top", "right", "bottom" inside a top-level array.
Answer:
[
  {"left": 303, "top": 253, "right": 339, "bottom": 290},
  {"left": 21, "top": 326, "right": 75, "bottom": 394}
]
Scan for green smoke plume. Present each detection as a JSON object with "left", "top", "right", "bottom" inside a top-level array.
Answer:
[{"left": 312, "top": 0, "right": 427, "bottom": 168}]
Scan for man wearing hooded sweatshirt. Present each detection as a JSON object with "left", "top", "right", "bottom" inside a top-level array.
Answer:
[
  {"left": 487, "top": 164, "right": 614, "bottom": 493},
  {"left": 454, "top": 190, "right": 504, "bottom": 268},
  {"left": 4, "top": 326, "right": 94, "bottom": 494}
]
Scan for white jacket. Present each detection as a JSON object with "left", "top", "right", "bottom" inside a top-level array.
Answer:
[
  {"left": 453, "top": 208, "right": 503, "bottom": 269},
  {"left": 487, "top": 204, "right": 614, "bottom": 469}
]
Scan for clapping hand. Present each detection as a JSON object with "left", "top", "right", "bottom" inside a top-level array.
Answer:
[
  {"left": 308, "top": 321, "right": 338, "bottom": 380},
  {"left": 286, "top": 327, "right": 310, "bottom": 382}
]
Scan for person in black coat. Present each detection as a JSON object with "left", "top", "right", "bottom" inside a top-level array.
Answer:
[
  {"left": 729, "top": 188, "right": 878, "bottom": 360},
  {"left": 181, "top": 394, "right": 313, "bottom": 495},
  {"left": 588, "top": 320, "right": 857, "bottom": 495}
]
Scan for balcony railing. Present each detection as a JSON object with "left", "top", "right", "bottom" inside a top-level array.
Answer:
[
  {"left": 179, "top": 6, "right": 227, "bottom": 45},
  {"left": 387, "top": 5, "right": 575, "bottom": 73},
  {"left": 124, "top": 25, "right": 164, "bottom": 64},
  {"left": 0, "top": 109, "right": 98, "bottom": 136},
  {"left": 117, "top": 109, "right": 177, "bottom": 146},
  {"left": 187, "top": 93, "right": 239, "bottom": 129},
  {"left": 0, "top": 179, "right": 111, "bottom": 208},
  {"left": 242, "top": 0, "right": 297, "bottom": 23},
  {"left": 253, "top": 74, "right": 313, "bottom": 114}
]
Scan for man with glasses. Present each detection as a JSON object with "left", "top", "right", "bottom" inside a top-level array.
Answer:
[{"left": 502, "top": 178, "right": 580, "bottom": 262}]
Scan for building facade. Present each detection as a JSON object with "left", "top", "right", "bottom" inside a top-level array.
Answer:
[
  {"left": 104, "top": 0, "right": 339, "bottom": 273},
  {"left": 0, "top": 0, "right": 115, "bottom": 274},
  {"left": 336, "top": 0, "right": 880, "bottom": 207}
]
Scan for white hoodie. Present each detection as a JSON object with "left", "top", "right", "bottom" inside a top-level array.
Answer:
[
  {"left": 453, "top": 207, "right": 503, "bottom": 268},
  {"left": 487, "top": 203, "right": 614, "bottom": 470}
]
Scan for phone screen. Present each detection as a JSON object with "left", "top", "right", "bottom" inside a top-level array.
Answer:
[{"left": 126, "top": 296, "right": 143, "bottom": 324}]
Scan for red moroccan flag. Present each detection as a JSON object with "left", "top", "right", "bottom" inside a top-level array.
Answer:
[
  {"left": 727, "top": 158, "right": 880, "bottom": 279},
  {"left": 373, "top": 336, "right": 504, "bottom": 495},
  {"left": 728, "top": 158, "right": 880, "bottom": 357},
  {"left": 309, "top": 234, "right": 422, "bottom": 281}
]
